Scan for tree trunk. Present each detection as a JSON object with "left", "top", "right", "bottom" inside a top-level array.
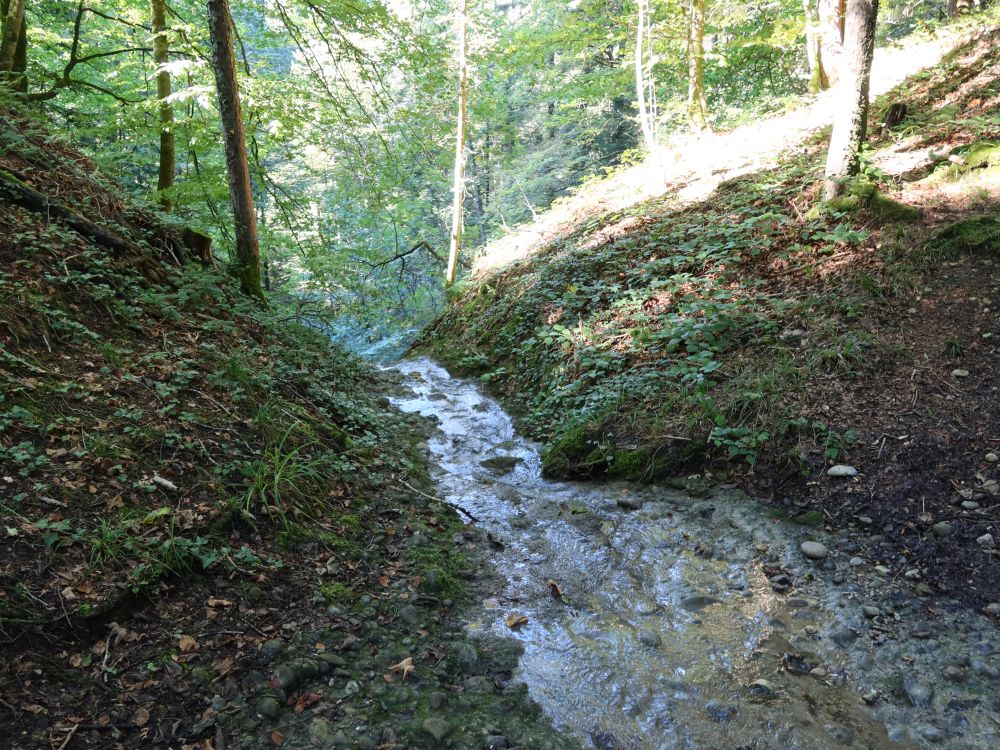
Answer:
[
  {"left": 803, "top": 0, "right": 830, "bottom": 93},
  {"left": 635, "top": 0, "right": 657, "bottom": 150},
  {"left": 823, "top": 0, "right": 879, "bottom": 200},
  {"left": 445, "top": 0, "right": 468, "bottom": 287},
  {"left": 686, "top": 0, "right": 708, "bottom": 131},
  {"left": 207, "top": 0, "right": 263, "bottom": 299},
  {"left": 151, "top": 0, "right": 175, "bottom": 210},
  {"left": 818, "top": 0, "right": 846, "bottom": 85},
  {"left": 0, "top": 0, "right": 25, "bottom": 80}
]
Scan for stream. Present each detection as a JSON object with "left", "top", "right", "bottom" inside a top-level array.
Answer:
[{"left": 388, "top": 358, "right": 1000, "bottom": 750}]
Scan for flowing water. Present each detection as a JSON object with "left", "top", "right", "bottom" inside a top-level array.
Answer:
[{"left": 388, "top": 358, "right": 1000, "bottom": 750}]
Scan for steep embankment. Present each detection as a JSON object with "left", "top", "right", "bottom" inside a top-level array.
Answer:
[
  {"left": 419, "top": 24, "right": 1000, "bottom": 609},
  {"left": 0, "top": 109, "right": 574, "bottom": 749}
]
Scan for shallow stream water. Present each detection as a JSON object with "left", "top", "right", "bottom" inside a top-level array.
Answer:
[{"left": 389, "top": 358, "right": 1000, "bottom": 750}]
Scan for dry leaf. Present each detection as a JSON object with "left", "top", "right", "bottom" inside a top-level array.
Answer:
[
  {"left": 178, "top": 635, "right": 199, "bottom": 653},
  {"left": 207, "top": 598, "right": 233, "bottom": 607},
  {"left": 546, "top": 579, "right": 563, "bottom": 599},
  {"left": 505, "top": 613, "right": 529, "bottom": 630},
  {"left": 133, "top": 707, "right": 150, "bottom": 727},
  {"left": 60, "top": 586, "right": 77, "bottom": 601},
  {"left": 388, "top": 656, "right": 415, "bottom": 680},
  {"left": 270, "top": 730, "right": 285, "bottom": 746}
]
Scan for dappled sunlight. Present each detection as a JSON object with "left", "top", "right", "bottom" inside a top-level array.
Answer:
[{"left": 474, "top": 27, "right": 969, "bottom": 277}]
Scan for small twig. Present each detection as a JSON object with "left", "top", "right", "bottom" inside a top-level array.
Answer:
[
  {"left": 56, "top": 723, "right": 79, "bottom": 750},
  {"left": 398, "top": 478, "right": 479, "bottom": 523}
]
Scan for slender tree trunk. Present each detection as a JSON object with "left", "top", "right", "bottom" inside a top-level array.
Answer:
[
  {"left": 635, "top": 0, "right": 656, "bottom": 150},
  {"left": 803, "top": 0, "right": 830, "bottom": 93},
  {"left": 823, "top": 0, "right": 879, "bottom": 200},
  {"left": 151, "top": 0, "right": 175, "bottom": 210},
  {"left": 445, "top": 0, "right": 468, "bottom": 287},
  {"left": 818, "top": 0, "right": 846, "bottom": 85},
  {"left": 0, "top": 0, "right": 25, "bottom": 80},
  {"left": 207, "top": 0, "right": 263, "bottom": 298},
  {"left": 686, "top": 0, "right": 708, "bottom": 131}
]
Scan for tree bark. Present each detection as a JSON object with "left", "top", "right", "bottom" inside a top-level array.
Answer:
[
  {"left": 686, "top": 0, "right": 708, "bottom": 131},
  {"left": 823, "top": 0, "right": 879, "bottom": 200},
  {"left": 635, "top": 0, "right": 656, "bottom": 150},
  {"left": 803, "top": 0, "right": 830, "bottom": 93},
  {"left": 151, "top": 0, "right": 175, "bottom": 211},
  {"left": 445, "top": 0, "right": 468, "bottom": 287},
  {"left": 818, "top": 0, "right": 846, "bottom": 86},
  {"left": 0, "top": 0, "right": 24, "bottom": 81},
  {"left": 206, "top": 0, "right": 263, "bottom": 299}
]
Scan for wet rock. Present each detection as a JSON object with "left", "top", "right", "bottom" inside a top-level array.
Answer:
[
  {"left": 255, "top": 696, "right": 281, "bottom": 720},
  {"left": 273, "top": 663, "right": 298, "bottom": 690},
  {"left": 903, "top": 674, "right": 934, "bottom": 707},
  {"left": 970, "top": 658, "right": 1000, "bottom": 679},
  {"left": 422, "top": 717, "right": 453, "bottom": 741},
  {"left": 428, "top": 691, "right": 447, "bottom": 710},
  {"left": 705, "top": 700, "right": 737, "bottom": 722},
  {"left": 830, "top": 628, "right": 857, "bottom": 648},
  {"left": 862, "top": 606, "right": 881, "bottom": 619},
  {"left": 616, "top": 496, "right": 643, "bottom": 511},
  {"left": 919, "top": 726, "right": 946, "bottom": 744},
  {"left": 746, "top": 679, "right": 776, "bottom": 700},
  {"left": 308, "top": 718, "right": 336, "bottom": 748},
  {"left": 680, "top": 594, "right": 720, "bottom": 611},
  {"left": 770, "top": 574, "right": 792, "bottom": 593},
  {"left": 930, "top": 521, "right": 952, "bottom": 537},
  {"left": 800, "top": 541, "right": 828, "bottom": 560},
  {"left": 638, "top": 631, "right": 662, "bottom": 648},
  {"left": 942, "top": 665, "right": 966, "bottom": 682},
  {"left": 480, "top": 456, "right": 521, "bottom": 473},
  {"left": 827, "top": 465, "right": 858, "bottom": 477},
  {"left": 825, "top": 724, "right": 855, "bottom": 745}
]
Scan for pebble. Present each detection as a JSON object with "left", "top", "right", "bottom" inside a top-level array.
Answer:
[
  {"left": 986, "top": 453, "right": 998, "bottom": 463},
  {"left": 308, "top": 718, "right": 335, "bottom": 748},
  {"left": 680, "top": 594, "right": 721, "bottom": 611},
  {"left": 398, "top": 605, "right": 419, "bottom": 625},
  {"left": 961, "top": 500, "right": 980, "bottom": 510},
  {"left": 422, "top": 717, "right": 453, "bottom": 741},
  {"left": 862, "top": 606, "right": 881, "bottom": 619},
  {"left": 984, "top": 480, "right": 1000, "bottom": 495},
  {"left": 977, "top": 533, "right": 996, "bottom": 549},
  {"left": 951, "top": 368, "right": 970, "bottom": 378},
  {"left": 849, "top": 557, "right": 864, "bottom": 567},
  {"left": 942, "top": 665, "right": 965, "bottom": 682},
  {"left": 255, "top": 696, "right": 281, "bottom": 720},
  {"left": 970, "top": 658, "right": 1000, "bottom": 679},
  {"left": 874, "top": 565, "right": 891, "bottom": 576},
  {"left": 930, "top": 521, "right": 952, "bottom": 537},
  {"left": 983, "top": 603, "right": 1000, "bottom": 617},
  {"left": 800, "top": 541, "right": 828, "bottom": 560},
  {"left": 428, "top": 691, "right": 447, "bottom": 710},
  {"left": 831, "top": 628, "right": 857, "bottom": 648},
  {"left": 857, "top": 516, "right": 873, "bottom": 526},
  {"left": 827, "top": 465, "right": 858, "bottom": 477}
]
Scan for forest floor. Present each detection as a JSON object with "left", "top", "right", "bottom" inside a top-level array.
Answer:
[
  {"left": 421, "top": 17, "right": 1000, "bottom": 614},
  {"left": 0, "top": 111, "right": 576, "bottom": 749}
]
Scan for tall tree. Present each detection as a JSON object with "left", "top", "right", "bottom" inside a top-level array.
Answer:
[
  {"left": 803, "top": 0, "right": 830, "bottom": 93},
  {"left": 0, "top": 0, "right": 25, "bottom": 86},
  {"left": 823, "top": 0, "right": 879, "bottom": 200},
  {"left": 207, "top": 0, "right": 263, "bottom": 298},
  {"left": 151, "top": 0, "right": 174, "bottom": 211},
  {"left": 686, "top": 0, "right": 708, "bottom": 131},
  {"left": 445, "top": 0, "right": 468, "bottom": 287},
  {"left": 635, "top": 0, "right": 657, "bottom": 150}
]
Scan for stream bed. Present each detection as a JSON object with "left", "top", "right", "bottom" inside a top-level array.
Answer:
[{"left": 389, "top": 358, "right": 1000, "bottom": 750}]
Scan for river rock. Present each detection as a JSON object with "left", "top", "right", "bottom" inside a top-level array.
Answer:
[
  {"left": 480, "top": 455, "right": 521, "bottom": 473},
  {"left": 849, "top": 556, "right": 864, "bottom": 567},
  {"left": 616, "top": 495, "right": 643, "bottom": 511},
  {"left": 680, "top": 594, "right": 721, "bottom": 611},
  {"left": 827, "top": 465, "right": 858, "bottom": 477},
  {"left": 747, "top": 679, "right": 776, "bottom": 700},
  {"left": 422, "top": 717, "right": 453, "bottom": 741},
  {"left": 800, "top": 541, "right": 828, "bottom": 560},
  {"left": 903, "top": 674, "right": 934, "bottom": 707},
  {"left": 862, "top": 606, "right": 881, "bottom": 619}
]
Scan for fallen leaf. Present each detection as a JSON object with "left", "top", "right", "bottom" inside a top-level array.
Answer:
[
  {"left": 505, "top": 613, "right": 529, "bottom": 630},
  {"left": 546, "top": 579, "right": 563, "bottom": 599},
  {"left": 178, "top": 635, "right": 199, "bottom": 653},
  {"left": 207, "top": 598, "right": 232, "bottom": 607},
  {"left": 293, "top": 692, "right": 322, "bottom": 713},
  {"left": 271, "top": 730, "right": 284, "bottom": 746},
  {"left": 388, "top": 656, "right": 415, "bottom": 680},
  {"left": 60, "top": 586, "right": 77, "bottom": 601},
  {"left": 133, "top": 707, "right": 150, "bottom": 727}
]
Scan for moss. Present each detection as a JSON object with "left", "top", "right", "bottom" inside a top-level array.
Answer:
[
  {"left": 318, "top": 582, "right": 357, "bottom": 606},
  {"left": 404, "top": 544, "right": 467, "bottom": 601},
  {"left": 820, "top": 177, "right": 919, "bottom": 222},
  {"left": 933, "top": 215, "right": 1000, "bottom": 255},
  {"left": 791, "top": 510, "right": 825, "bottom": 527}
]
